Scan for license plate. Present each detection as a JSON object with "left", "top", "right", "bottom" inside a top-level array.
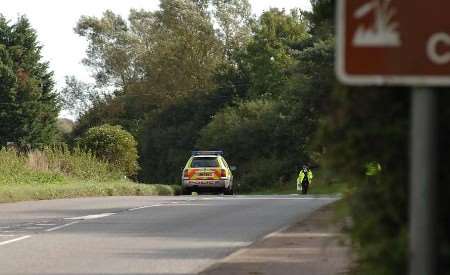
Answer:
[{"left": 198, "top": 173, "right": 212, "bottom": 177}]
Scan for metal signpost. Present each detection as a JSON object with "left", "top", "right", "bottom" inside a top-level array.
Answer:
[{"left": 336, "top": 1, "right": 450, "bottom": 274}]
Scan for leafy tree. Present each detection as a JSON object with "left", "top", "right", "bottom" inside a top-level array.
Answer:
[
  {"left": 240, "top": 9, "right": 309, "bottom": 98},
  {"left": 211, "top": 0, "right": 253, "bottom": 60},
  {"left": 0, "top": 15, "right": 59, "bottom": 147},
  {"left": 75, "top": 1, "right": 221, "bottom": 106},
  {"left": 197, "top": 99, "right": 301, "bottom": 190},
  {"left": 78, "top": 124, "right": 139, "bottom": 176},
  {"left": 139, "top": 91, "right": 228, "bottom": 183},
  {"left": 59, "top": 76, "right": 110, "bottom": 118}
]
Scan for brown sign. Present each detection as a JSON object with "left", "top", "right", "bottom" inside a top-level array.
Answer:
[{"left": 337, "top": 0, "right": 450, "bottom": 86}]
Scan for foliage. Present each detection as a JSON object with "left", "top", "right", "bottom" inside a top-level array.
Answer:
[
  {"left": 0, "top": 146, "right": 121, "bottom": 186},
  {"left": 197, "top": 99, "right": 291, "bottom": 190},
  {"left": 68, "top": 3, "right": 330, "bottom": 189},
  {"left": 242, "top": 8, "right": 309, "bottom": 98},
  {"left": 0, "top": 181, "right": 179, "bottom": 203},
  {"left": 0, "top": 15, "right": 59, "bottom": 147},
  {"left": 317, "top": 87, "right": 410, "bottom": 275},
  {"left": 78, "top": 124, "right": 139, "bottom": 176},
  {"left": 74, "top": 2, "right": 221, "bottom": 104},
  {"left": 0, "top": 146, "right": 178, "bottom": 203},
  {"left": 59, "top": 76, "right": 110, "bottom": 118}
]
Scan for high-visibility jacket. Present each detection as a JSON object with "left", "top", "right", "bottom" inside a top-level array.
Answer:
[
  {"left": 297, "top": 169, "right": 313, "bottom": 185},
  {"left": 365, "top": 162, "right": 382, "bottom": 176}
]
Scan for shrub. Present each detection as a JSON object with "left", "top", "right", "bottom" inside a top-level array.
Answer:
[
  {"left": 43, "top": 145, "right": 122, "bottom": 181},
  {"left": 78, "top": 124, "right": 139, "bottom": 176}
]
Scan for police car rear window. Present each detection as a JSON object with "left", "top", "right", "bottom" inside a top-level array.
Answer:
[{"left": 190, "top": 157, "right": 220, "bottom": 168}]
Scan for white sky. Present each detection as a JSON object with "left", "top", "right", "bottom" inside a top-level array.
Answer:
[{"left": 1, "top": 0, "right": 311, "bottom": 91}]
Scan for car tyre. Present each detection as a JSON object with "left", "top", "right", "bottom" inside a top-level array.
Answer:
[
  {"left": 224, "top": 187, "right": 233, "bottom": 195},
  {"left": 182, "top": 187, "right": 191, "bottom": 195}
]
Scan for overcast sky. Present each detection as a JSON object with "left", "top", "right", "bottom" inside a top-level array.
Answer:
[{"left": 1, "top": 0, "right": 311, "bottom": 90}]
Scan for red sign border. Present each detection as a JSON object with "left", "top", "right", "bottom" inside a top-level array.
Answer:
[{"left": 336, "top": 0, "right": 450, "bottom": 86}]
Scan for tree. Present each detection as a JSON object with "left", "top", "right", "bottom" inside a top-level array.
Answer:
[
  {"left": 59, "top": 76, "right": 110, "bottom": 118},
  {"left": 197, "top": 99, "right": 298, "bottom": 191},
  {"left": 0, "top": 15, "right": 59, "bottom": 147},
  {"left": 78, "top": 124, "right": 139, "bottom": 176},
  {"left": 240, "top": 9, "right": 309, "bottom": 98},
  {"left": 211, "top": 0, "right": 253, "bottom": 60},
  {"left": 75, "top": 1, "right": 222, "bottom": 107}
]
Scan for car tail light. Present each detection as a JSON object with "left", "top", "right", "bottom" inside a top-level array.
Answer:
[
  {"left": 183, "top": 169, "right": 189, "bottom": 178},
  {"left": 221, "top": 169, "right": 227, "bottom": 178}
]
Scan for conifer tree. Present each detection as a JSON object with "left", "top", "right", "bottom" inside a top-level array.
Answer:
[{"left": 0, "top": 15, "right": 59, "bottom": 146}]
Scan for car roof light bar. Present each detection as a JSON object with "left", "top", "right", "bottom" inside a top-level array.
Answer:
[{"left": 191, "top": 151, "right": 223, "bottom": 156}]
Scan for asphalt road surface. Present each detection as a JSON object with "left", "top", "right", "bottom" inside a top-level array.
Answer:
[{"left": 0, "top": 195, "right": 337, "bottom": 275}]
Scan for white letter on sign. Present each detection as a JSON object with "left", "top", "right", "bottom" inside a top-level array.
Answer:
[{"left": 427, "top": 33, "right": 450, "bottom": 65}]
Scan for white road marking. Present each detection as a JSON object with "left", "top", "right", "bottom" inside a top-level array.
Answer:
[
  {"left": 64, "top": 213, "right": 116, "bottom": 220},
  {"left": 0, "top": 235, "right": 31, "bottom": 246},
  {"left": 35, "top": 223, "right": 57, "bottom": 226},
  {"left": 45, "top": 221, "right": 80, "bottom": 232},
  {"left": 199, "top": 196, "right": 340, "bottom": 201},
  {"left": 23, "top": 227, "right": 45, "bottom": 230},
  {"left": 128, "top": 206, "right": 154, "bottom": 211},
  {"left": 128, "top": 203, "right": 206, "bottom": 212},
  {"left": 0, "top": 234, "right": 16, "bottom": 237},
  {"left": 170, "top": 203, "right": 206, "bottom": 206}
]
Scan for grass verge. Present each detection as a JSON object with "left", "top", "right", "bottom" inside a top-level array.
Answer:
[
  {"left": 0, "top": 147, "right": 180, "bottom": 203},
  {"left": 248, "top": 168, "right": 348, "bottom": 195},
  {"left": 0, "top": 180, "right": 180, "bottom": 203},
  {"left": 248, "top": 180, "right": 347, "bottom": 195}
]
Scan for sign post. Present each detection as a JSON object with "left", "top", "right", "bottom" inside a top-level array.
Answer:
[
  {"left": 336, "top": 1, "right": 449, "bottom": 274},
  {"left": 410, "top": 88, "right": 437, "bottom": 275}
]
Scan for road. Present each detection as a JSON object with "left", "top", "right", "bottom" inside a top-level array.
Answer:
[{"left": 0, "top": 195, "right": 337, "bottom": 275}]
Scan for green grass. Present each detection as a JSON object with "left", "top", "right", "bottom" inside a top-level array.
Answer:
[
  {"left": 248, "top": 170, "right": 348, "bottom": 196},
  {"left": 0, "top": 147, "right": 179, "bottom": 203},
  {"left": 249, "top": 181, "right": 347, "bottom": 195},
  {"left": 0, "top": 180, "right": 180, "bottom": 203}
]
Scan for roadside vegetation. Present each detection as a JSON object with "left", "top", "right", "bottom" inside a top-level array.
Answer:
[
  {"left": 2, "top": 1, "right": 449, "bottom": 274},
  {"left": 0, "top": 147, "right": 178, "bottom": 203},
  {"left": 250, "top": 170, "right": 347, "bottom": 195}
]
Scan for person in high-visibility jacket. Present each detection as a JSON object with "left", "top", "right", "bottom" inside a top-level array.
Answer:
[
  {"left": 297, "top": 165, "right": 313, "bottom": 194},
  {"left": 365, "top": 161, "right": 382, "bottom": 176},
  {"left": 365, "top": 161, "right": 381, "bottom": 185}
]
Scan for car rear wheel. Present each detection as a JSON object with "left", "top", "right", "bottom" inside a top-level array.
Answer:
[
  {"left": 182, "top": 187, "right": 191, "bottom": 195},
  {"left": 224, "top": 186, "right": 233, "bottom": 195}
]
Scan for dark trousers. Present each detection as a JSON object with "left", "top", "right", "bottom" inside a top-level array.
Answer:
[{"left": 301, "top": 179, "right": 309, "bottom": 194}]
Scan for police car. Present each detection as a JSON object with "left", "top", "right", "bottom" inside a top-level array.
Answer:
[{"left": 181, "top": 151, "right": 235, "bottom": 195}]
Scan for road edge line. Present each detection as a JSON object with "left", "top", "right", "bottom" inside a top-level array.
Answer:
[{"left": 0, "top": 235, "right": 31, "bottom": 246}]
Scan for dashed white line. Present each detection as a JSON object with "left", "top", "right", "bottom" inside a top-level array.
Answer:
[
  {"left": 128, "top": 206, "right": 154, "bottom": 211},
  {"left": 64, "top": 213, "right": 116, "bottom": 220},
  {"left": 0, "top": 235, "right": 31, "bottom": 246},
  {"left": 45, "top": 221, "right": 80, "bottom": 232},
  {"left": 128, "top": 203, "right": 205, "bottom": 212}
]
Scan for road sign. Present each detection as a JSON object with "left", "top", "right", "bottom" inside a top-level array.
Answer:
[{"left": 337, "top": 0, "right": 450, "bottom": 86}]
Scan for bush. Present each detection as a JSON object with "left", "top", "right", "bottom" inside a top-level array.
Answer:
[{"left": 78, "top": 124, "right": 139, "bottom": 176}]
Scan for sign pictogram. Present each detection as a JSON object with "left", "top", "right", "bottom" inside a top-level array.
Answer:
[{"left": 337, "top": 0, "right": 450, "bottom": 86}]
